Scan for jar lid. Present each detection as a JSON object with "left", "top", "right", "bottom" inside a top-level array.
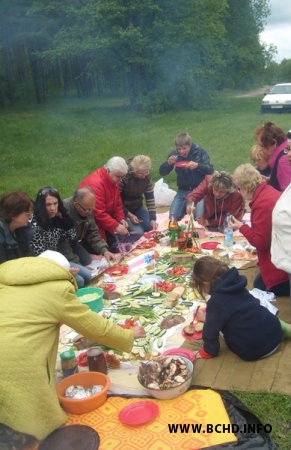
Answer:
[{"left": 60, "top": 350, "right": 75, "bottom": 359}]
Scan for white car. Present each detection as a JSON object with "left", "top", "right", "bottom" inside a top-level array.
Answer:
[{"left": 261, "top": 83, "right": 291, "bottom": 113}]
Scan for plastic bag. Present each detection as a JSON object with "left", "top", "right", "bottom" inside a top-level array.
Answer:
[{"left": 154, "top": 178, "right": 176, "bottom": 207}]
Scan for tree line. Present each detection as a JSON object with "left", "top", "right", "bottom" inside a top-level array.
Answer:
[{"left": 0, "top": 0, "right": 282, "bottom": 112}]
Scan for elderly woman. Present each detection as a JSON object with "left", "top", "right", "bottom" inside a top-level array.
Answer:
[
  {"left": 255, "top": 121, "right": 291, "bottom": 191},
  {"left": 185, "top": 171, "right": 244, "bottom": 231},
  {"left": 120, "top": 155, "right": 158, "bottom": 237},
  {"left": 0, "top": 191, "right": 34, "bottom": 263},
  {"left": 79, "top": 156, "right": 129, "bottom": 251},
  {"left": 0, "top": 252, "right": 146, "bottom": 447},
  {"left": 230, "top": 164, "right": 289, "bottom": 296}
]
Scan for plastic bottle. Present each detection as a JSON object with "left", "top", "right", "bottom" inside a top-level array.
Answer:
[
  {"left": 168, "top": 216, "right": 180, "bottom": 246},
  {"left": 223, "top": 213, "right": 233, "bottom": 248}
]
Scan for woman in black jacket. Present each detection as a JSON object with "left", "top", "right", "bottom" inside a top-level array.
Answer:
[{"left": 0, "top": 191, "right": 33, "bottom": 264}]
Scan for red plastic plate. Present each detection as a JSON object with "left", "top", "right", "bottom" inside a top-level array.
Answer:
[
  {"left": 201, "top": 241, "right": 220, "bottom": 250},
  {"left": 175, "top": 161, "right": 190, "bottom": 168},
  {"left": 104, "top": 265, "right": 128, "bottom": 276},
  {"left": 118, "top": 401, "right": 159, "bottom": 426},
  {"left": 136, "top": 240, "right": 156, "bottom": 249},
  {"left": 182, "top": 330, "right": 203, "bottom": 341},
  {"left": 162, "top": 348, "right": 195, "bottom": 361}
]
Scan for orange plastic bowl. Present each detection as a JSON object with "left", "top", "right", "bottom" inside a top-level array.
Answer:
[{"left": 56, "top": 371, "right": 110, "bottom": 414}]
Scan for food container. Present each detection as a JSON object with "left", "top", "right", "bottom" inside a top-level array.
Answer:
[
  {"left": 56, "top": 371, "right": 110, "bottom": 414},
  {"left": 60, "top": 350, "right": 78, "bottom": 377},
  {"left": 87, "top": 347, "right": 108, "bottom": 374},
  {"left": 137, "top": 355, "right": 194, "bottom": 400},
  {"left": 76, "top": 287, "right": 104, "bottom": 313}
]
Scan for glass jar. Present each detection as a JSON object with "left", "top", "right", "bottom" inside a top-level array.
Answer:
[
  {"left": 60, "top": 350, "right": 78, "bottom": 377},
  {"left": 87, "top": 347, "right": 108, "bottom": 374}
]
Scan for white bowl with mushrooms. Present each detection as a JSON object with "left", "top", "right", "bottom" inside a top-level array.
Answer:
[{"left": 138, "top": 355, "right": 194, "bottom": 400}]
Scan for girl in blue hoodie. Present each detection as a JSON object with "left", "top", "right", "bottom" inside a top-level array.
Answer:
[{"left": 192, "top": 256, "right": 291, "bottom": 361}]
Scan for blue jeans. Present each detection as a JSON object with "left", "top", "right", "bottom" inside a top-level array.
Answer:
[
  {"left": 73, "top": 241, "right": 92, "bottom": 266},
  {"left": 127, "top": 207, "right": 153, "bottom": 236},
  {"left": 169, "top": 190, "right": 204, "bottom": 221},
  {"left": 70, "top": 262, "right": 92, "bottom": 288}
]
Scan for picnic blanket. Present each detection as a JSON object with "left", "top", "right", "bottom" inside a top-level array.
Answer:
[{"left": 57, "top": 389, "right": 237, "bottom": 449}]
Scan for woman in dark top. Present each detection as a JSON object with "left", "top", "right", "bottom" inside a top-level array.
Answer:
[
  {"left": 31, "top": 187, "right": 92, "bottom": 287},
  {"left": 0, "top": 191, "right": 33, "bottom": 264},
  {"left": 120, "top": 155, "right": 157, "bottom": 238}
]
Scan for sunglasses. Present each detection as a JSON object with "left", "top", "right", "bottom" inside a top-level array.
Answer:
[{"left": 39, "top": 187, "right": 58, "bottom": 196}]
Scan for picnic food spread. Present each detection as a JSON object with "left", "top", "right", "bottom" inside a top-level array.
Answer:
[{"left": 55, "top": 222, "right": 257, "bottom": 438}]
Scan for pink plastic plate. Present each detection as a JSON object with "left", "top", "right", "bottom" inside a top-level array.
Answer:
[
  {"left": 162, "top": 348, "right": 195, "bottom": 361},
  {"left": 118, "top": 401, "right": 159, "bottom": 426},
  {"left": 201, "top": 241, "right": 221, "bottom": 250},
  {"left": 182, "top": 330, "right": 203, "bottom": 341},
  {"left": 175, "top": 161, "right": 190, "bottom": 168}
]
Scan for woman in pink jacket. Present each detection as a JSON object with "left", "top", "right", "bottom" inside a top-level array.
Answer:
[
  {"left": 230, "top": 164, "right": 289, "bottom": 296},
  {"left": 255, "top": 121, "right": 291, "bottom": 191},
  {"left": 79, "top": 157, "right": 129, "bottom": 251}
]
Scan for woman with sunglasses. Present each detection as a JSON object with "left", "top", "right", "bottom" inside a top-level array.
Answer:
[
  {"left": 0, "top": 191, "right": 34, "bottom": 264},
  {"left": 30, "top": 187, "right": 92, "bottom": 287},
  {"left": 185, "top": 171, "right": 244, "bottom": 232}
]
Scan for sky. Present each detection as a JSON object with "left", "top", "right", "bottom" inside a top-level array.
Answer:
[{"left": 260, "top": 0, "right": 291, "bottom": 62}]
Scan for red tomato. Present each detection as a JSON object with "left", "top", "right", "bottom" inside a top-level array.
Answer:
[
  {"left": 103, "top": 283, "right": 116, "bottom": 292},
  {"left": 155, "top": 281, "right": 176, "bottom": 292}
]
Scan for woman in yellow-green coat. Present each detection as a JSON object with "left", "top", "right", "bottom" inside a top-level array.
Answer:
[{"left": 0, "top": 252, "right": 145, "bottom": 446}]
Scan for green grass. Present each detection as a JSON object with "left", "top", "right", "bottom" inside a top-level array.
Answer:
[
  {"left": 1, "top": 93, "right": 291, "bottom": 197},
  {"left": 1, "top": 92, "right": 291, "bottom": 447}
]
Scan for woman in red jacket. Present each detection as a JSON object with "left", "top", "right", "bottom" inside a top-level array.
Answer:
[
  {"left": 230, "top": 163, "right": 289, "bottom": 296},
  {"left": 185, "top": 171, "right": 244, "bottom": 231}
]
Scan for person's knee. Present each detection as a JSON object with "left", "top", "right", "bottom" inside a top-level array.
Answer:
[{"left": 75, "top": 275, "right": 84, "bottom": 288}]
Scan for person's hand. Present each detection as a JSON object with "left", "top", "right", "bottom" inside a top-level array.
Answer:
[
  {"left": 186, "top": 161, "right": 198, "bottom": 170},
  {"left": 168, "top": 155, "right": 177, "bottom": 165},
  {"left": 193, "top": 350, "right": 202, "bottom": 360},
  {"left": 132, "top": 325, "right": 146, "bottom": 339},
  {"left": 120, "top": 219, "right": 129, "bottom": 228},
  {"left": 228, "top": 216, "right": 243, "bottom": 230},
  {"left": 115, "top": 223, "right": 129, "bottom": 235},
  {"left": 69, "top": 267, "right": 80, "bottom": 275},
  {"left": 196, "top": 216, "right": 208, "bottom": 227},
  {"left": 103, "top": 250, "right": 116, "bottom": 263},
  {"left": 150, "top": 220, "right": 158, "bottom": 230},
  {"left": 127, "top": 212, "right": 140, "bottom": 224},
  {"left": 186, "top": 201, "right": 195, "bottom": 215}
]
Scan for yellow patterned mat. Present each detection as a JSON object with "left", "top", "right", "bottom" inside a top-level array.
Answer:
[{"left": 64, "top": 389, "right": 236, "bottom": 449}]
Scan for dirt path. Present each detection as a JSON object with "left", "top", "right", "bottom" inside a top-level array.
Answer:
[{"left": 235, "top": 85, "right": 270, "bottom": 97}]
